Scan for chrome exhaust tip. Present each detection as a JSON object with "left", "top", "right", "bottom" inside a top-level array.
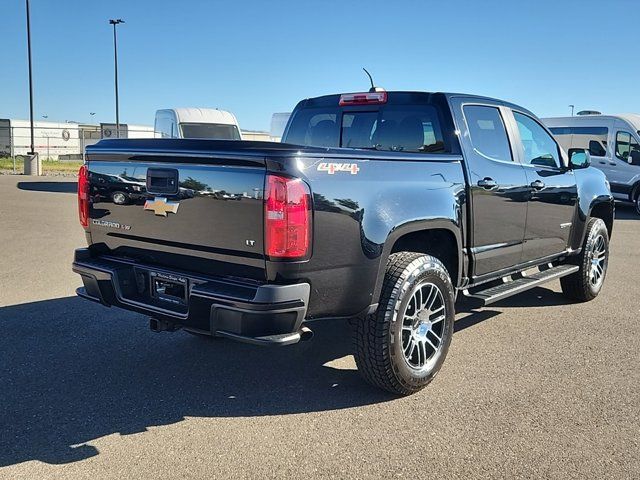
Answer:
[{"left": 299, "top": 326, "right": 314, "bottom": 342}]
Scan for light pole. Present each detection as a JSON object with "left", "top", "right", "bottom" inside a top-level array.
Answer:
[
  {"left": 25, "top": 0, "right": 35, "bottom": 155},
  {"left": 109, "top": 19, "right": 124, "bottom": 138},
  {"left": 24, "top": 0, "right": 41, "bottom": 175},
  {"left": 569, "top": 104, "right": 575, "bottom": 116}
]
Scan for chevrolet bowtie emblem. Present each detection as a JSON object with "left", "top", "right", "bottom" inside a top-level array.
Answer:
[{"left": 144, "top": 197, "right": 180, "bottom": 216}]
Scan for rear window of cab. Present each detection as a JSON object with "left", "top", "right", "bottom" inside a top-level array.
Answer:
[{"left": 285, "top": 104, "right": 448, "bottom": 154}]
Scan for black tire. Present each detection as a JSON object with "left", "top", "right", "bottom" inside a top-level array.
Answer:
[
  {"left": 352, "top": 252, "right": 455, "bottom": 396},
  {"left": 634, "top": 189, "right": 640, "bottom": 216},
  {"left": 560, "top": 218, "right": 609, "bottom": 302}
]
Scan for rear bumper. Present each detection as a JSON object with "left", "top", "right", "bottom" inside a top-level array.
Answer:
[{"left": 72, "top": 248, "right": 310, "bottom": 346}]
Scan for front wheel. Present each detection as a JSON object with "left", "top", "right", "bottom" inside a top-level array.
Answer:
[
  {"left": 635, "top": 191, "right": 640, "bottom": 216},
  {"left": 352, "top": 252, "right": 455, "bottom": 396},
  {"left": 560, "top": 217, "right": 609, "bottom": 301}
]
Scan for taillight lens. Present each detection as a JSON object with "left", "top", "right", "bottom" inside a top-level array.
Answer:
[
  {"left": 264, "top": 174, "right": 312, "bottom": 259},
  {"left": 78, "top": 165, "right": 90, "bottom": 229}
]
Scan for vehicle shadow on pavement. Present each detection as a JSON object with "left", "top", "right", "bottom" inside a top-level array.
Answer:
[
  {"left": 488, "top": 286, "right": 575, "bottom": 309},
  {"left": 454, "top": 286, "right": 575, "bottom": 331},
  {"left": 16, "top": 181, "right": 77, "bottom": 194},
  {"left": 0, "top": 296, "right": 394, "bottom": 466},
  {"left": 0, "top": 288, "right": 573, "bottom": 467}
]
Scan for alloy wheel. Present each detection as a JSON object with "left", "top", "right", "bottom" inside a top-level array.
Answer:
[
  {"left": 588, "top": 234, "right": 607, "bottom": 288},
  {"left": 401, "top": 282, "right": 446, "bottom": 370}
]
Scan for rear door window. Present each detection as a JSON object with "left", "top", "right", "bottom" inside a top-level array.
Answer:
[
  {"left": 463, "top": 105, "right": 513, "bottom": 161},
  {"left": 286, "top": 105, "right": 447, "bottom": 153}
]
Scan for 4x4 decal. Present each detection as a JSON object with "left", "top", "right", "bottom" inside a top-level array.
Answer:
[{"left": 317, "top": 162, "right": 360, "bottom": 175}]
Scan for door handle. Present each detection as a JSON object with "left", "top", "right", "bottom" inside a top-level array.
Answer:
[
  {"left": 530, "top": 180, "right": 545, "bottom": 190},
  {"left": 608, "top": 162, "right": 616, "bottom": 166},
  {"left": 599, "top": 161, "right": 607, "bottom": 164},
  {"left": 477, "top": 178, "right": 497, "bottom": 190}
]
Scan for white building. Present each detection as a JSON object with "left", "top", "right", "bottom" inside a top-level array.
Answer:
[
  {"left": 0, "top": 119, "right": 156, "bottom": 159},
  {"left": 0, "top": 119, "right": 80, "bottom": 159}
]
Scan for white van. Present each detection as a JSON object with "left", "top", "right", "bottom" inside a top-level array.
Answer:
[
  {"left": 543, "top": 113, "right": 640, "bottom": 214},
  {"left": 154, "top": 108, "right": 242, "bottom": 140}
]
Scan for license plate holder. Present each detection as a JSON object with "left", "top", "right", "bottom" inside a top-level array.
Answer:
[{"left": 150, "top": 271, "right": 188, "bottom": 305}]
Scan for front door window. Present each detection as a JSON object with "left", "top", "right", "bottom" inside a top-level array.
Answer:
[
  {"left": 513, "top": 112, "right": 562, "bottom": 168},
  {"left": 615, "top": 131, "right": 640, "bottom": 163}
]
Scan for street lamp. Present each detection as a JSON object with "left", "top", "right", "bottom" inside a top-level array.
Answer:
[
  {"left": 24, "top": 0, "right": 41, "bottom": 176},
  {"left": 25, "top": 0, "right": 35, "bottom": 155},
  {"left": 109, "top": 18, "right": 124, "bottom": 138},
  {"left": 569, "top": 104, "right": 575, "bottom": 116}
]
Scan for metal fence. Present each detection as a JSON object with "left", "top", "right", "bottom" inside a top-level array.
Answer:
[{"left": 0, "top": 125, "right": 156, "bottom": 173}]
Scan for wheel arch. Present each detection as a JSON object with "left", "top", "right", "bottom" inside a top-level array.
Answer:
[
  {"left": 372, "top": 220, "right": 463, "bottom": 305},
  {"left": 588, "top": 199, "right": 614, "bottom": 239}
]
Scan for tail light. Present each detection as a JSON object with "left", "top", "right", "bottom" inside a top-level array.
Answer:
[
  {"left": 264, "top": 174, "right": 312, "bottom": 259},
  {"left": 78, "top": 165, "right": 90, "bottom": 229},
  {"left": 339, "top": 91, "right": 387, "bottom": 106}
]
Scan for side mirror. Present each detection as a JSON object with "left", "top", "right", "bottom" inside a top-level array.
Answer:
[
  {"left": 630, "top": 150, "right": 640, "bottom": 166},
  {"left": 568, "top": 148, "right": 590, "bottom": 169}
]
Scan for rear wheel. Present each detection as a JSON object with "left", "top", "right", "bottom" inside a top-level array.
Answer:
[
  {"left": 560, "top": 218, "right": 609, "bottom": 301},
  {"left": 352, "top": 252, "right": 455, "bottom": 396}
]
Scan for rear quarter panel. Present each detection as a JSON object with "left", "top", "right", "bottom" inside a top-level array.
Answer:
[{"left": 268, "top": 153, "right": 466, "bottom": 319}]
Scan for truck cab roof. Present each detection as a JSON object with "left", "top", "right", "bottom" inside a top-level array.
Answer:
[{"left": 294, "top": 91, "right": 532, "bottom": 113}]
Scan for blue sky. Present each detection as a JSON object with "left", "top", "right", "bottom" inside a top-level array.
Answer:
[{"left": 2, "top": 0, "right": 639, "bottom": 131}]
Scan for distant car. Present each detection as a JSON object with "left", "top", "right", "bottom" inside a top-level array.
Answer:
[
  {"left": 90, "top": 172, "right": 146, "bottom": 205},
  {"left": 543, "top": 114, "right": 640, "bottom": 214},
  {"left": 154, "top": 108, "right": 242, "bottom": 140}
]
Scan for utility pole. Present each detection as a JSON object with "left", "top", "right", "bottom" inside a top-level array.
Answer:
[{"left": 109, "top": 19, "right": 125, "bottom": 138}]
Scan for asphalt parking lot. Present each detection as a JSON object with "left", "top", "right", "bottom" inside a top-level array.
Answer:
[{"left": 0, "top": 175, "right": 638, "bottom": 479}]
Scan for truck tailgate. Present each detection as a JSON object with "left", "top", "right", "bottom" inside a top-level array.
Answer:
[{"left": 86, "top": 158, "right": 266, "bottom": 278}]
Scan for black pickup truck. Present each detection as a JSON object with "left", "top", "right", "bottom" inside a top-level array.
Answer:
[{"left": 73, "top": 91, "right": 614, "bottom": 395}]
